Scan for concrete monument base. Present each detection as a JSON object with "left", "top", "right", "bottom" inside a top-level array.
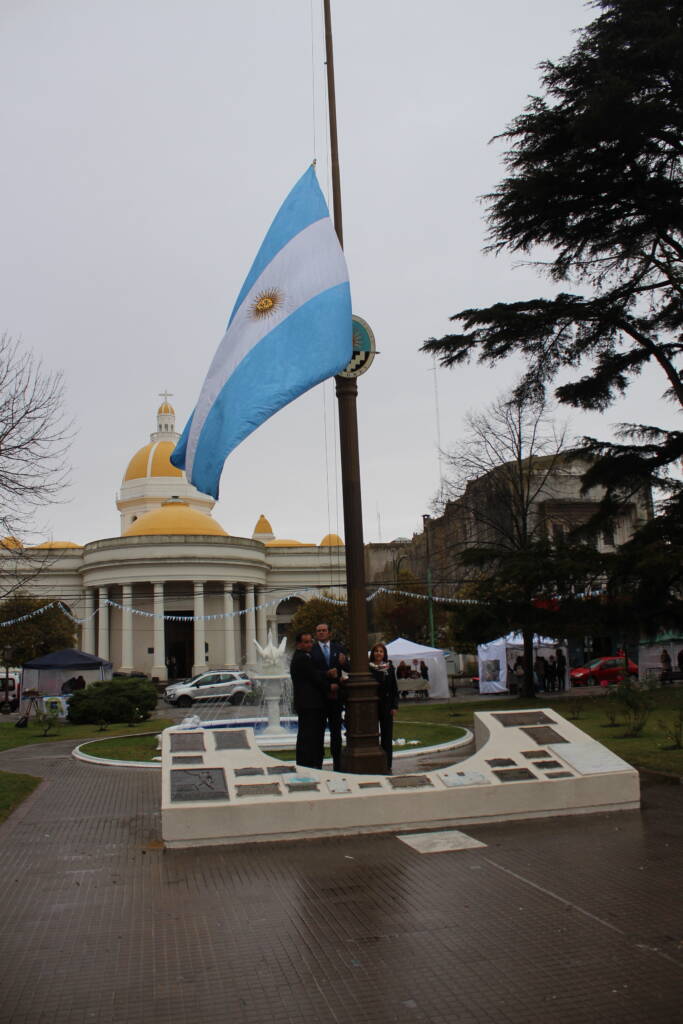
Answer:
[{"left": 161, "top": 707, "right": 640, "bottom": 848}]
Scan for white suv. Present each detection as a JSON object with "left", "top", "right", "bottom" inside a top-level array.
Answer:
[{"left": 164, "top": 670, "right": 253, "bottom": 708}]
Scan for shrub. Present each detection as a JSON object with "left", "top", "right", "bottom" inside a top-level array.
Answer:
[
  {"left": 67, "top": 679, "right": 157, "bottom": 726},
  {"left": 658, "top": 704, "right": 683, "bottom": 751},
  {"left": 615, "top": 679, "right": 655, "bottom": 738}
]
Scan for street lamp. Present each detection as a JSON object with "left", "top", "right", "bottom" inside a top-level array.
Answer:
[{"left": 422, "top": 515, "right": 436, "bottom": 648}]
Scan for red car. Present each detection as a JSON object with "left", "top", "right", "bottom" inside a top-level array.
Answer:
[{"left": 570, "top": 656, "right": 638, "bottom": 687}]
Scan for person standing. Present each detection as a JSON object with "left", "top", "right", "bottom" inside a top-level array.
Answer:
[
  {"left": 369, "top": 643, "right": 399, "bottom": 772},
  {"left": 546, "top": 655, "right": 558, "bottom": 693},
  {"left": 555, "top": 648, "right": 567, "bottom": 692},
  {"left": 311, "top": 622, "right": 348, "bottom": 771},
  {"left": 660, "top": 649, "right": 673, "bottom": 685},
  {"left": 289, "top": 631, "right": 328, "bottom": 769}
]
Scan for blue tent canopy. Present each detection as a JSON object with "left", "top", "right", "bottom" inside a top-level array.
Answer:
[{"left": 22, "top": 649, "right": 111, "bottom": 670}]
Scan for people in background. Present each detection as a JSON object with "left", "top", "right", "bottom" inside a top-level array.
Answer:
[
  {"left": 660, "top": 649, "right": 673, "bottom": 685},
  {"left": 369, "top": 643, "right": 399, "bottom": 773}
]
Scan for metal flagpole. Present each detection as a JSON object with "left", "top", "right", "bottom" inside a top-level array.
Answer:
[{"left": 323, "top": 0, "right": 386, "bottom": 774}]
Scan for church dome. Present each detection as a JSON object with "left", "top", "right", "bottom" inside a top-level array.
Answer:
[
  {"left": 265, "top": 539, "right": 308, "bottom": 547},
  {"left": 123, "top": 501, "right": 228, "bottom": 537},
  {"left": 32, "top": 541, "right": 82, "bottom": 549},
  {"left": 253, "top": 514, "right": 273, "bottom": 536},
  {"left": 0, "top": 536, "right": 22, "bottom": 549},
  {"left": 123, "top": 441, "right": 183, "bottom": 483},
  {"left": 319, "top": 533, "right": 344, "bottom": 546},
  {"left": 157, "top": 400, "right": 175, "bottom": 416}
]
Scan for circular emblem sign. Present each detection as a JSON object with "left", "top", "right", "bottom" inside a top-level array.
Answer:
[{"left": 338, "top": 315, "right": 376, "bottom": 378}]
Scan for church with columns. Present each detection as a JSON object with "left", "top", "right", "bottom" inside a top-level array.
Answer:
[{"left": 0, "top": 400, "right": 346, "bottom": 681}]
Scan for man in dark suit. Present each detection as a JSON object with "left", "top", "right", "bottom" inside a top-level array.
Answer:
[
  {"left": 311, "top": 622, "right": 348, "bottom": 771},
  {"left": 289, "top": 631, "right": 328, "bottom": 769}
]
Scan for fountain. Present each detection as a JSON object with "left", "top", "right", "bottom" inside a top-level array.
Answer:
[{"left": 252, "top": 631, "right": 290, "bottom": 736}]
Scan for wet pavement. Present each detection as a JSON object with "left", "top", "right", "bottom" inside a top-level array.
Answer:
[{"left": 0, "top": 726, "right": 681, "bottom": 1024}]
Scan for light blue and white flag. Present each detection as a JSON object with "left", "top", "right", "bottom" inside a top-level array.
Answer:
[{"left": 171, "top": 166, "right": 352, "bottom": 498}]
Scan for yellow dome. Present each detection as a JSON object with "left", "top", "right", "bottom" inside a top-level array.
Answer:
[
  {"left": 265, "top": 539, "right": 308, "bottom": 547},
  {"left": 123, "top": 501, "right": 228, "bottom": 537},
  {"left": 254, "top": 514, "right": 274, "bottom": 535},
  {"left": 158, "top": 401, "right": 175, "bottom": 415},
  {"left": 319, "top": 533, "right": 344, "bottom": 546},
  {"left": 0, "top": 536, "right": 23, "bottom": 549},
  {"left": 123, "top": 441, "right": 183, "bottom": 482},
  {"left": 32, "top": 541, "right": 82, "bottom": 549}
]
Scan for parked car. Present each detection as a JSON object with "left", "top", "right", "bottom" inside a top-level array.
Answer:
[
  {"left": 570, "top": 656, "right": 638, "bottom": 687},
  {"left": 164, "top": 670, "right": 254, "bottom": 707}
]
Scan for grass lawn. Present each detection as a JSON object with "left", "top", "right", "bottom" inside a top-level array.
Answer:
[
  {"left": 0, "top": 771, "right": 41, "bottom": 824},
  {"left": 79, "top": 719, "right": 469, "bottom": 763},
  {"left": 0, "top": 718, "right": 174, "bottom": 753},
  {"left": 397, "top": 689, "right": 683, "bottom": 775}
]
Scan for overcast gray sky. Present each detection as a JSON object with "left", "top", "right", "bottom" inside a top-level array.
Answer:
[{"left": 1, "top": 1, "right": 676, "bottom": 548}]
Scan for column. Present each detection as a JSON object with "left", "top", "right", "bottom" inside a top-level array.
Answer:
[
  {"left": 255, "top": 586, "right": 267, "bottom": 647},
  {"left": 97, "top": 585, "right": 109, "bottom": 662},
  {"left": 151, "top": 582, "right": 167, "bottom": 681},
  {"left": 120, "top": 583, "right": 134, "bottom": 673},
  {"left": 244, "top": 584, "right": 256, "bottom": 668},
  {"left": 82, "top": 588, "right": 95, "bottom": 655},
  {"left": 192, "top": 581, "right": 206, "bottom": 676},
  {"left": 223, "top": 584, "right": 237, "bottom": 668}
]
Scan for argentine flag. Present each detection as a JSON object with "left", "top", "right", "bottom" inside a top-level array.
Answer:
[{"left": 171, "top": 166, "right": 352, "bottom": 499}]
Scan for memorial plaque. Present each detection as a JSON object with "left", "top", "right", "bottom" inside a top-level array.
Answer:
[
  {"left": 234, "top": 767, "right": 265, "bottom": 777},
  {"left": 170, "top": 732, "right": 205, "bottom": 753},
  {"left": 170, "top": 768, "right": 227, "bottom": 802},
  {"left": 389, "top": 775, "right": 434, "bottom": 789},
  {"left": 550, "top": 743, "right": 632, "bottom": 775},
  {"left": 213, "top": 730, "right": 250, "bottom": 750},
  {"left": 492, "top": 768, "right": 536, "bottom": 782},
  {"left": 547, "top": 771, "right": 574, "bottom": 779},
  {"left": 522, "top": 749, "right": 549, "bottom": 759},
  {"left": 486, "top": 758, "right": 516, "bottom": 767},
  {"left": 235, "top": 783, "right": 282, "bottom": 797},
  {"left": 492, "top": 712, "right": 554, "bottom": 727},
  {"left": 266, "top": 765, "right": 297, "bottom": 775},
  {"left": 440, "top": 770, "right": 489, "bottom": 788},
  {"left": 285, "top": 780, "right": 319, "bottom": 793},
  {"left": 172, "top": 755, "right": 204, "bottom": 765},
  {"left": 327, "top": 778, "right": 351, "bottom": 794},
  {"left": 533, "top": 760, "right": 562, "bottom": 769},
  {"left": 359, "top": 782, "right": 382, "bottom": 789},
  {"left": 521, "top": 726, "right": 568, "bottom": 744}
]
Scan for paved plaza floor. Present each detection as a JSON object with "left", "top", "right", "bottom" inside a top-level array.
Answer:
[{"left": 0, "top": 736, "right": 681, "bottom": 1024}]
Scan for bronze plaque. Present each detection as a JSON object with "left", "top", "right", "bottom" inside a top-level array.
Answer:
[
  {"left": 521, "top": 726, "right": 568, "bottom": 744},
  {"left": 522, "top": 749, "right": 549, "bottom": 759},
  {"left": 285, "top": 780, "right": 319, "bottom": 793},
  {"left": 170, "top": 732, "right": 205, "bottom": 752},
  {"left": 389, "top": 775, "right": 434, "bottom": 789},
  {"left": 533, "top": 760, "right": 563, "bottom": 769},
  {"left": 266, "top": 765, "right": 297, "bottom": 775},
  {"left": 234, "top": 767, "right": 265, "bottom": 777},
  {"left": 213, "top": 730, "right": 251, "bottom": 750},
  {"left": 171, "top": 756, "right": 203, "bottom": 765},
  {"left": 486, "top": 758, "right": 517, "bottom": 767},
  {"left": 170, "top": 768, "right": 227, "bottom": 802},
  {"left": 547, "top": 771, "right": 574, "bottom": 779},
  {"left": 235, "top": 783, "right": 282, "bottom": 797},
  {"left": 492, "top": 768, "right": 536, "bottom": 782},
  {"left": 492, "top": 712, "right": 554, "bottom": 727}
]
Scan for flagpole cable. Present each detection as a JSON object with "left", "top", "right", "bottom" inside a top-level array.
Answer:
[{"left": 309, "top": 0, "right": 317, "bottom": 161}]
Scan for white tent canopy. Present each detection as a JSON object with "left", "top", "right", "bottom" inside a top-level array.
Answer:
[
  {"left": 477, "top": 633, "right": 569, "bottom": 694},
  {"left": 384, "top": 638, "right": 449, "bottom": 698}
]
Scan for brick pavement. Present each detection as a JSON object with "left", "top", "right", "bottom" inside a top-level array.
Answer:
[{"left": 0, "top": 739, "right": 681, "bottom": 1024}]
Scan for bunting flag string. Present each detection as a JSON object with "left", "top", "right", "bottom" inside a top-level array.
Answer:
[{"left": 0, "top": 584, "right": 604, "bottom": 630}]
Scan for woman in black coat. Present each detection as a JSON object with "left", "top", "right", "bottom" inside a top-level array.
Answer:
[{"left": 369, "top": 642, "right": 400, "bottom": 772}]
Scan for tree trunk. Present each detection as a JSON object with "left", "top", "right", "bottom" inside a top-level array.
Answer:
[{"left": 522, "top": 628, "right": 535, "bottom": 699}]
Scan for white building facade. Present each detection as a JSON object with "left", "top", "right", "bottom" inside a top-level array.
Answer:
[{"left": 1, "top": 402, "right": 346, "bottom": 680}]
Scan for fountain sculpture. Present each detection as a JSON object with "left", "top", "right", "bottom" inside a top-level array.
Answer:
[{"left": 253, "top": 631, "right": 290, "bottom": 736}]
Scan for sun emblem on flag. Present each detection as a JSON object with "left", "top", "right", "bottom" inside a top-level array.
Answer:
[{"left": 250, "top": 287, "right": 284, "bottom": 320}]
